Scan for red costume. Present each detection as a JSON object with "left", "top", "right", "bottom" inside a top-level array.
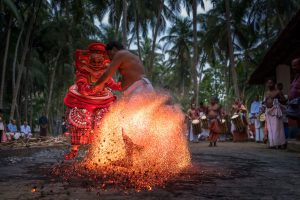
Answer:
[{"left": 64, "top": 43, "right": 121, "bottom": 160}]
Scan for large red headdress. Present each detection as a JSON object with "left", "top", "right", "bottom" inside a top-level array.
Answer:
[{"left": 75, "top": 42, "right": 110, "bottom": 75}]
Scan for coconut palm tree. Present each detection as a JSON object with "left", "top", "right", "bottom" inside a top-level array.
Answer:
[{"left": 160, "top": 17, "right": 193, "bottom": 97}]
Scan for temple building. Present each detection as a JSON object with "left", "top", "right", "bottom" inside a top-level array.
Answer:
[{"left": 249, "top": 9, "right": 300, "bottom": 95}]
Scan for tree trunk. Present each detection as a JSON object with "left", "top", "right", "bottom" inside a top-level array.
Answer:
[
  {"left": 225, "top": 0, "right": 240, "bottom": 99},
  {"left": 15, "top": 103, "right": 21, "bottom": 126},
  {"left": 148, "top": 0, "right": 163, "bottom": 79},
  {"left": 122, "top": 0, "right": 128, "bottom": 48},
  {"left": 46, "top": 49, "right": 62, "bottom": 118},
  {"left": 12, "top": 27, "right": 24, "bottom": 91},
  {"left": 0, "top": 16, "right": 12, "bottom": 109},
  {"left": 192, "top": 0, "right": 199, "bottom": 106},
  {"left": 65, "top": 1, "right": 74, "bottom": 66},
  {"left": 10, "top": 5, "right": 37, "bottom": 120},
  {"left": 135, "top": 10, "right": 141, "bottom": 59},
  {"left": 29, "top": 91, "right": 33, "bottom": 134},
  {"left": 197, "top": 54, "right": 206, "bottom": 99},
  {"left": 24, "top": 66, "right": 29, "bottom": 122}
]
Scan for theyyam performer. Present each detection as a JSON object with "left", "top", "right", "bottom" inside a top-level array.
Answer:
[{"left": 64, "top": 43, "right": 122, "bottom": 160}]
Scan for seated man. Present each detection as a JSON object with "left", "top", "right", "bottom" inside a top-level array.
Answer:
[
  {"left": 20, "top": 121, "right": 32, "bottom": 138},
  {"left": 6, "top": 119, "right": 21, "bottom": 140}
]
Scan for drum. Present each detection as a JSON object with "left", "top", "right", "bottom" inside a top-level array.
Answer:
[
  {"left": 200, "top": 115, "right": 209, "bottom": 129},
  {"left": 231, "top": 114, "right": 244, "bottom": 132},
  {"left": 192, "top": 119, "right": 202, "bottom": 135},
  {"left": 220, "top": 119, "right": 228, "bottom": 133}
]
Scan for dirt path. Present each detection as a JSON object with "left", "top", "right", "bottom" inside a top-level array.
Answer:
[{"left": 0, "top": 142, "right": 299, "bottom": 200}]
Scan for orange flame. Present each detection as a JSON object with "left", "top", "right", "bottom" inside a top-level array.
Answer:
[{"left": 82, "top": 91, "right": 191, "bottom": 188}]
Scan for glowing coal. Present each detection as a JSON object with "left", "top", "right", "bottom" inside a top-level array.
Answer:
[{"left": 81, "top": 91, "right": 191, "bottom": 188}]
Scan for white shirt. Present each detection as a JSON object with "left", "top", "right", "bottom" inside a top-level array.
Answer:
[{"left": 21, "top": 125, "right": 31, "bottom": 135}]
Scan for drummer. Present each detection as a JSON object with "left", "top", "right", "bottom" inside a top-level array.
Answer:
[
  {"left": 207, "top": 97, "right": 222, "bottom": 147},
  {"left": 231, "top": 98, "right": 249, "bottom": 142},
  {"left": 198, "top": 102, "right": 209, "bottom": 141},
  {"left": 187, "top": 102, "right": 200, "bottom": 142}
]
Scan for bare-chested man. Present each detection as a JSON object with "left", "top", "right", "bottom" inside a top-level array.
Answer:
[
  {"left": 92, "top": 41, "right": 153, "bottom": 97},
  {"left": 264, "top": 78, "right": 286, "bottom": 149},
  {"left": 207, "top": 97, "right": 222, "bottom": 147},
  {"left": 187, "top": 103, "right": 199, "bottom": 121},
  {"left": 186, "top": 103, "right": 200, "bottom": 142},
  {"left": 231, "top": 98, "right": 249, "bottom": 142},
  {"left": 92, "top": 41, "right": 153, "bottom": 167}
]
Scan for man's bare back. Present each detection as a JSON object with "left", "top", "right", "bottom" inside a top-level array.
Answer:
[
  {"left": 93, "top": 46, "right": 146, "bottom": 92},
  {"left": 115, "top": 50, "right": 145, "bottom": 90}
]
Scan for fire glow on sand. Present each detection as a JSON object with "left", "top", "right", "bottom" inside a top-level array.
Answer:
[{"left": 53, "top": 91, "right": 191, "bottom": 190}]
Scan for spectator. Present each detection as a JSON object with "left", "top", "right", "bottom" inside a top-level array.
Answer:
[
  {"left": 20, "top": 121, "right": 32, "bottom": 138},
  {"left": 61, "top": 116, "right": 68, "bottom": 134},
  {"left": 0, "top": 109, "right": 6, "bottom": 142},
  {"left": 276, "top": 83, "right": 289, "bottom": 139},
  {"left": 39, "top": 113, "right": 48, "bottom": 137},
  {"left": 276, "top": 83, "right": 288, "bottom": 105},
  {"left": 287, "top": 58, "right": 300, "bottom": 139},
  {"left": 249, "top": 95, "right": 263, "bottom": 142},
  {"left": 264, "top": 78, "right": 286, "bottom": 149},
  {"left": 6, "top": 119, "right": 21, "bottom": 140}
]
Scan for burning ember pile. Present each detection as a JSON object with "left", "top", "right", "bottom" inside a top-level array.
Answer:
[{"left": 53, "top": 92, "right": 191, "bottom": 190}]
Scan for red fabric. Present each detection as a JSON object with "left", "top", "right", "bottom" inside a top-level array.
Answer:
[
  {"left": 64, "top": 87, "right": 116, "bottom": 112},
  {"left": 233, "top": 130, "right": 248, "bottom": 142},
  {"left": 71, "top": 130, "right": 90, "bottom": 145},
  {"left": 64, "top": 42, "right": 119, "bottom": 147},
  {"left": 64, "top": 42, "right": 121, "bottom": 112},
  {"left": 1, "top": 130, "right": 7, "bottom": 143},
  {"left": 208, "top": 119, "right": 220, "bottom": 142}
]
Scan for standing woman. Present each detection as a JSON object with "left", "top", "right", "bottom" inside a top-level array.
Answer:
[{"left": 264, "top": 78, "right": 286, "bottom": 149}]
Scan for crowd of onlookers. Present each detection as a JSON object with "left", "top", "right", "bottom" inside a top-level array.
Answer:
[
  {"left": 0, "top": 111, "right": 56, "bottom": 143},
  {"left": 186, "top": 57, "right": 300, "bottom": 149},
  {"left": 0, "top": 113, "right": 32, "bottom": 142}
]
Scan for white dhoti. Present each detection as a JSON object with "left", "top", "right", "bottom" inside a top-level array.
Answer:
[
  {"left": 14, "top": 132, "right": 22, "bottom": 140},
  {"left": 189, "top": 123, "right": 202, "bottom": 142},
  {"left": 198, "top": 129, "right": 209, "bottom": 140},
  {"left": 123, "top": 77, "right": 154, "bottom": 98}
]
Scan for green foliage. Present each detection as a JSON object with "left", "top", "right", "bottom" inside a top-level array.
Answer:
[{"left": 1, "top": 0, "right": 299, "bottom": 132}]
